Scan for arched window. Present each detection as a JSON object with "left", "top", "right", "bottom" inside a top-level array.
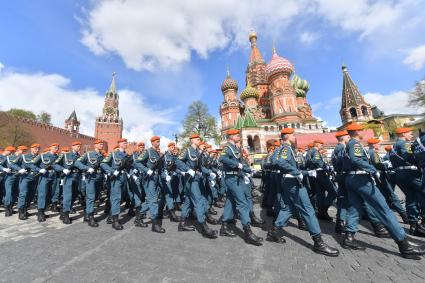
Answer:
[
  {"left": 296, "top": 123, "right": 300, "bottom": 128},
  {"left": 309, "top": 125, "right": 312, "bottom": 130},
  {"left": 291, "top": 123, "right": 295, "bottom": 128},
  {"left": 361, "top": 106, "right": 369, "bottom": 116},
  {"left": 278, "top": 125, "right": 282, "bottom": 130},
  {"left": 264, "top": 126, "right": 269, "bottom": 131},
  {"left": 349, "top": 107, "right": 357, "bottom": 118},
  {"left": 315, "top": 124, "right": 318, "bottom": 129},
  {"left": 284, "top": 123, "right": 288, "bottom": 128},
  {"left": 270, "top": 126, "right": 275, "bottom": 131}
]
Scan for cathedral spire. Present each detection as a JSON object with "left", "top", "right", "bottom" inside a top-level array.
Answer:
[
  {"left": 248, "top": 30, "right": 264, "bottom": 65},
  {"left": 340, "top": 65, "right": 373, "bottom": 125}
]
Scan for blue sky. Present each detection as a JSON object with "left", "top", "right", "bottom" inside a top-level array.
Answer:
[{"left": 1, "top": 0, "right": 425, "bottom": 143}]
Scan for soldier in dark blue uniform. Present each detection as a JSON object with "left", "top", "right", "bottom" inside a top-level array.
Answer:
[
  {"left": 3, "top": 146, "right": 21, "bottom": 216},
  {"left": 15, "top": 144, "right": 39, "bottom": 220},
  {"left": 30, "top": 143, "right": 60, "bottom": 222},
  {"left": 101, "top": 138, "right": 131, "bottom": 230},
  {"left": 175, "top": 133, "right": 217, "bottom": 239},
  {"left": 126, "top": 142, "right": 145, "bottom": 220},
  {"left": 219, "top": 129, "right": 262, "bottom": 245},
  {"left": 53, "top": 141, "right": 82, "bottom": 224},
  {"left": 266, "top": 128, "right": 339, "bottom": 256},
  {"left": 412, "top": 130, "right": 425, "bottom": 230},
  {"left": 343, "top": 123, "right": 425, "bottom": 259},
  {"left": 75, "top": 139, "right": 106, "bottom": 227},
  {"left": 389, "top": 127, "right": 425, "bottom": 237},
  {"left": 306, "top": 140, "right": 337, "bottom": 221},
  {"left": 367, "top": 138, "right": 408, "bottom": 223},
  {"left": 260, "top": 145, "right": 274, "bottom": 210},
  {"left": 133, "top": 136, "right": 166, "bottom": 233}
]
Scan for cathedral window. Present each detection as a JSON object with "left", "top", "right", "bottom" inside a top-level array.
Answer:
[
  {"left": 349, "top": 107, "right": 357, "bottom": 118},
  {"left": 361, "top": 106, "right": 368, "bottom": 116},
  {"left": 291, "top": 123, "right": 295, "bottom": 128},
  {"left": 264, "top": 126, "right": 269, "bottom": 131},
  {"left": 296, "top": 123, "right": 300, "bottom": 128},
  {"left": 270, "top": 126, "right": 275, "bottom": 132}
]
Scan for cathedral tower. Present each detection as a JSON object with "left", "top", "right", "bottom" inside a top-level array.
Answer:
[
  {"left": 64, "top": 110, "right": 80, "bottom": 133},
  {"left": 220, "top": 69, "right": 241, "bottom": 130}
]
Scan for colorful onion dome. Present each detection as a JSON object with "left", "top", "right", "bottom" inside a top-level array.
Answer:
[
  {"left": 221, "top": 69, "right": 238, "bottom": 92},
  {"left": 291, "top": 74, "right": 310, "bottom": 97},
  {"left": 240, "top": 82, "right": 259, "bottom": 100},
  {"left": 265, "top": 48, "right": 293, "bottom": 80}
]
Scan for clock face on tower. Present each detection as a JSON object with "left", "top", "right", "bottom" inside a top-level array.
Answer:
[{"left": 105, "top": 107, "right": 115, "bottom": 115}]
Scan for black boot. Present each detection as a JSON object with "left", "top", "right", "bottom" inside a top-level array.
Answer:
[
  {"left": 62, "top": 211, "right": 72, "bottom": 224},
  {"left": 37, "top": 209, "right": 46, "bottom": 222},
  {"left": 266, "top": 226, "right": 286, "bottom": 244},
  {"left": 372, "top": 222, "right": 390, "bottom": 238},
  {"left": 219, "top": 222, "right": 236, "bottom": 237},
  {"left": 396, "top": 237, "right": 425, "bottom": 260},
  {"left": 335, "top": 220, "right": 345, "bottom": 234},
  {"left": 5, "top": 205, "right": 12, "bottom": 217},
  {"left": 317, "top": 207, "right": 333, "bottom": 222},
  {"left": 104, "top": 203, "right": 111, "bottom": 214},
  {"left": 18, "top": 208, "right": 27, "bottom": 220},
  {"left": 208, "top": 207, "right": 217, "bottom": 215},
  {"left": 312, "top": 234, "right": 339, "bottom": 257},
  {"left": 214, "top": 199, "right": 224, "bottom": 208},
  {"left": 342, "top": 232, "right": 366, "bottom": 250},
  {"left": 83, "top": 213, "right": 89, "bottom": 222},
  {"left": 297, "top": 216, "right": 307, "bottom": 231},
  {"left": 200, "top": 222, "right": 218, "bottom": 239},
  {"left": 400, "top": 211, "right": 409, "bottom": 224},
  {"left": 134, "top": 211, "right": 148, "bottom": 227},
  {"left": 106, "top": 214, "right": 113, "bottom": 224},
  {"left": 112, "top": 215, "right": 123, "bottom": 230},
  {"left": 152, "top": 219, "right": 166, "bottom": 233},
  {"left": 267, "top": 207, "right": 276, "bottom": 217},
  {"left": 250, "top": 211, "right": 265, "bottom": 227},
  {"left": 88, "top": 213, "right": 99, "bottom": 227},
  {"left": 243, "top": 225, "right": 263, "bottom": 246},
  {"left": 127, "top": 207, "right": 135, "bottom": 217},
  {"left": 206, "top": 213, "right": 219, "bottom": 225},
  {"left": 410, "top": 222, "right": 425, "bottom": 237},
  {"left": 178, "top": 219, "right": 196, "bottom": 231},
  {"left": 50, "top": 202, "right": 58, "bottom": 212},
  {"left": 169, "top": 209, "right": 182, "bottom": 222}
]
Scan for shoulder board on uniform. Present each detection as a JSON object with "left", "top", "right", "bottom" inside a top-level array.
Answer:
[{"left": 353, "top": 143, "right": 362, "bottom": 157}]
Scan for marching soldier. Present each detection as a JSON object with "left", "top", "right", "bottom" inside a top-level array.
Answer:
[
  {"left": 219, "top": 129, "right": 263, "bottom": 246},
  {"left": 101, "top": 138, "right": 131, "bottom": 230},
  {"left": 367, "top": 138, "right": 408, "bottom": 223},
  {"left": 266, "top": 128, "right": 339, "bottom": 256},
  {"left": 389, "top": 127, "right": 425, "bottom": 236},
  {"left": 3, "top": 146, "right": 22, "bottom": 216},
  {"left": 53, "top": 141, "right": 82, "bottom": 224},
  {"left": 30, "top": 143, "right": 60, "bottom": 222},
  {"left": 175, "top": 133, "right": 217, "bottom": 238},
  {"left": 75, "top": 139, "right": 105, "bottom": 227},
  {"left": 342, "top": 123, "right": 425, "bottom": 259},
  {"left": 133, "top": 136, "right": 166, "bottom": 233}
]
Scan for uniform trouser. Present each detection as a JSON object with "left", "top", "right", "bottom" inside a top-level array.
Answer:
[
  {"left": 376, "top": 173, "right": 405, "bottom": 214},
  {"left": 345, "top": 174, "right": 405, "bottom": 241},
  {"left": 315, "top": 171, "right": 337, "bottom": 208},
  {"left": 219, "top": 177, "right": 227, "bottom": 195},
  {"left": 4, "top": 174, "right": 18, "bottom": 206},
  {"left": 181, "top": 176, "right": 206, "bottom": 223},
  {"left": 85, "top": 176, "right": 103, "bottom": 214},
  {"left": 0, "top": 176, "right": 4, "bottom": 205},
  {"left": 18, "top": 176, "right": 36, "bottom": 209},
  {"left": 128, "top": 176, "right": 142, "bottom": 208},
  {"left": 140, "top": 175, "right": 160, "bottom": 219},
  {"left": 62, "top": 174, "right": 79, "bottom": 212},
  {"left": 51, "top": 175, "right": 61, "bottom": 204},
  {"left": 37, "top": 175, "right": 54, "bottom": 209},
  {"left": 395, "top": 169, "right": 424, "bottom": 223},
  {"left": 109, "top": 174, "right": 126, "bottom": 216},
  {"left": 274, "top": 177, "right": 321, "bottom": 236},
  {"left": 159, "top": 178, "right": 175, "bottom": 211},
  {"left": 243, "top": 182, "right": 254, "bottom": 212},
  {"left": 335, "top": 173, "right": 347, "bottom": 221},
  {"left": 222, "top": 176, "right": 251, "bottom": 226},
  {"left": 171, "top": 175, "right": 181, "bottom": 203}
]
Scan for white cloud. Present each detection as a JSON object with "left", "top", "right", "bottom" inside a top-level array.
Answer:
[
  {"left": 0, "top": 62, "right": 4, "bottom": 72},
  {"left": 403, "top": 44, "right": 425, "bottom": 70},
  {"left": 0, "top": 65, "right": 176, "bottom": 147},
  {"left": 299, "top": 31, "right": 320, "bottom": 44},
  {"left": 364, "top": 91, "right": 423, "bottom": 115},
  {"left": 80, "top": 0, "right": 425, "bottom": 72}
]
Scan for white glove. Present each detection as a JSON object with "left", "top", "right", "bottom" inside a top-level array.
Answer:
[
  {"left": 147, "top": 169, "right": 153, "bottom": 176},
  {"left": 181, "top": 172, "right": 186, "bottom": 176},
  {"left": 217, "top": 171, "right": 222, "bottom": 178},
  {"left": 210, "top": 180, "right": 216, "bottom": 187},
  {"left": 132, "top": 175, "right": 138, "bottom": 181},
  {"left": 133, "top": 169, "right": 138, "bottom": 174},
  {"left": 63, "top": 169, "right": 70, "bottom": 175},
  {"left": 188, "top": 169, "right": 195, "bottom": 177},
  {"left": 209, "top": 172, "right": 216, "bottom": 179},
  {"left": 251, "top": 169, "right": 257, "bottom": 175},
  {"left": 374, "top": 172, "right": 380, "bottom": 179},
  {"left": 238, "top": 163, "right": 243, "bottom": 169},
  {"left": 2, "top": 168, "right": 11, "bottom": 173},
  {"left": 244, "top": 176, "right": 250, "bottom": 184},
  {"left": 166, "top": 175, "right": 172, "bottom": 182},
  {"left": 82, "top": 175, "right": 86, "bottom": 181},
  {"left": 113, "top": 170, "right": 119, "bottom": 176},
  {"left": 172, "top": 172, "right": 178, "bottom": 176},
  {"left": 39, "top": 168, "right": 47, "bottom": 174},
  {"left": 308, "top": 170, "right": 317, "bottom": 178},
  {"left": 296, "top": 173, "right": 303, "bottom": 182},
  {"left": 87, "top": 167, "right": 95, "bottom": 174},
  {"left": 18, "top": 168, "right": 27, "bottom": 174},
  {"left": 60, "top": 179, "right": 64, "bottom": 186}
]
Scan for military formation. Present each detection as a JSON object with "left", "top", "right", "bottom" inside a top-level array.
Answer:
[{"left": 1, "top": 125, "right": 425, "bottom": 259}]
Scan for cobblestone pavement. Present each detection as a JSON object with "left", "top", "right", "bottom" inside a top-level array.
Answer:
[{"left": 1, "top": 181, "right": 425, "bottom": 283}]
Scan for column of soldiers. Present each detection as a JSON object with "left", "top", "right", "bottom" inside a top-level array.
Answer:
[{"left": 1, "top": 125, "right": 425, "bottom": 259}]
